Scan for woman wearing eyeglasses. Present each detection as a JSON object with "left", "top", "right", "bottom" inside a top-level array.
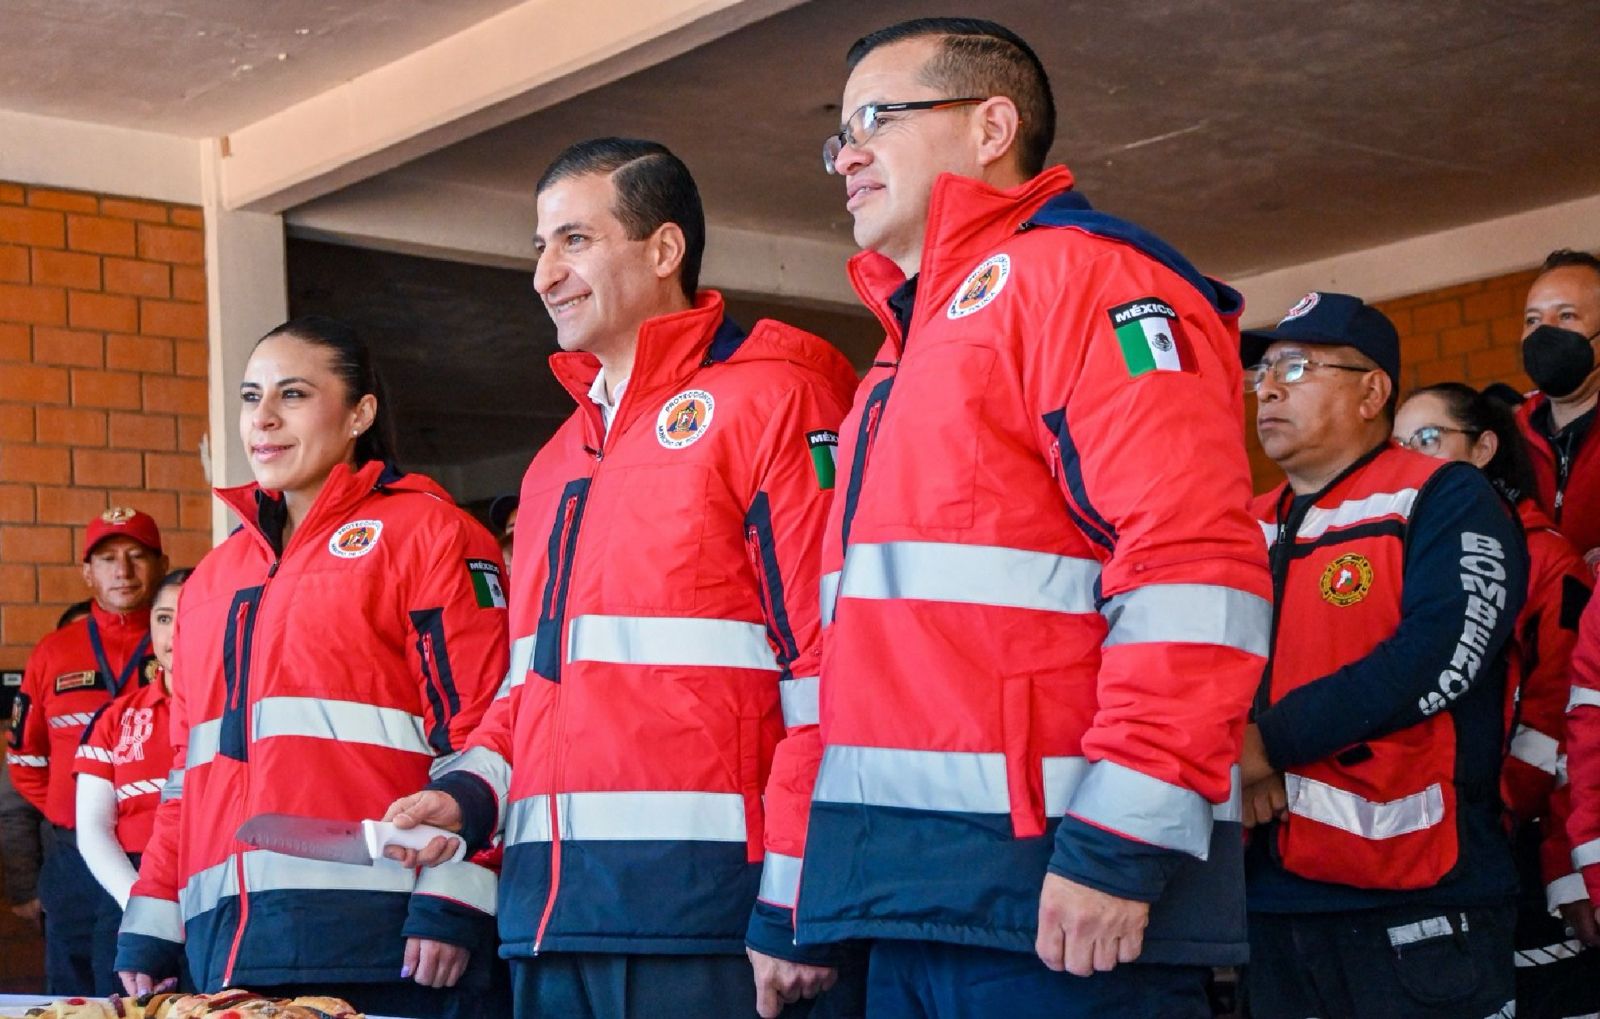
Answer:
[{"left": 1395, "top": 382, "right": 1600, "bottom": 1019}]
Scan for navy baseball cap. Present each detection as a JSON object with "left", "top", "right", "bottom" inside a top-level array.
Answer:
[
  {"left": 1241, "top": 291, "right": 1400, "bottom": 386},
  {"left": 488, "top": 493, "right": 519, "bottom": 534}
]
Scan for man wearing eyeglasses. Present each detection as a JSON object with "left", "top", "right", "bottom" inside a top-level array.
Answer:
[
  {"left": 1240, "top": 291, "right": 1528, "bottom": 1018},
  {"left": 748, "top": 17, "right": 1275, "bottom": 1018}
]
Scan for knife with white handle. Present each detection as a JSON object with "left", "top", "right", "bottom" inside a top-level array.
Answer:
[{"left": 236, "top": 813, "right": 468, "bottom": 866}]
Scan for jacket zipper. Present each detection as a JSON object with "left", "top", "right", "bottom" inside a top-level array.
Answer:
[
  {"left": 533, "top": 447, "right": 604, "bottom": 955},
  {"left": 222, "top": 556, "right": 280, "bottom": 986}
]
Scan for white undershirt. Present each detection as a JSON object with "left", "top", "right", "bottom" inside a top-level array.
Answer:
[
  {"left": 587, "top": 373, "right": 629, "bottom": 435},
  {"left": 76, "top": 775, "right": 139, "bottom": 908}
]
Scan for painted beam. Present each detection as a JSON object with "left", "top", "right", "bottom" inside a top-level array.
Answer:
[{"left": 218, "top": 0, "right": 803, "bottom": 213}]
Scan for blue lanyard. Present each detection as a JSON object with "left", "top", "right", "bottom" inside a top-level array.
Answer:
[{"left": 86, "top": 616, "right": 150, "bottom": 696}]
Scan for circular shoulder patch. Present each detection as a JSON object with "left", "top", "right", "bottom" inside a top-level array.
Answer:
[
  {"left": 947, "top": 253, "right": 1011, "bottom": 319},
  {"left": 1319, "top": 552, "right": 1373, "bottom": 606},
  {"left": 329, "top": 519, "right": 384, "bottom": 559},
  {"left": 657, "top": 389, "right": 715, "bottom": 449}
]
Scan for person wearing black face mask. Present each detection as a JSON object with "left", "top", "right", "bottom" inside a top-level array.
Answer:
[{"left": 1515, "top": 249, "right": 1600, "bottom": 570}]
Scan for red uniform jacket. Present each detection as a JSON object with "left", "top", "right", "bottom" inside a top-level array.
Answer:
[
  {"left": 430, "top": 292, "right": 855, "bottom": 960},
  {"left": 116, "top": 462, "right": 507, "bottom": 992},
  {"left": 75, "top": 678, "right": 174, "bottom": 854},
  {"left": 8, "top": 603, "right": 154, "bottom": 827},
  {"left": 787, "top": 168, "right": 1270, "bottom": 966},
  {"left": 1516, "top": 393, "right": 1600, "bottom": 565}
]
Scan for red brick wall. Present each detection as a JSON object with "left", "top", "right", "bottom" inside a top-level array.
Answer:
[
  {"left": 1247, "top": 267, "right": 1540, "bottom": 492},
  {"left": 0, "top": 182, "right": 211, "bottom": 671}
]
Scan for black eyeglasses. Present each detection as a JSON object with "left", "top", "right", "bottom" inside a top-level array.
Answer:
[
  {"left": 1396, "top": 425, "right": 1480, "bottom": 455},
  {"left": 822, "top": 98, "right": 986, "bottom": 173},
  {"left": 1244, "top": 356, "right": 1373, "bottom": 393}
]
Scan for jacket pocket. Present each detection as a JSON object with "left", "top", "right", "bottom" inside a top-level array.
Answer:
[{"left": 1278, "top": 714, "right": 1458, "bottom": 889}]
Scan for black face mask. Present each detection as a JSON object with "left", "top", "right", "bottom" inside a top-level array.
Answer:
[{"left": 1523, "top": 324, "right": 1597, "bottom": 398}]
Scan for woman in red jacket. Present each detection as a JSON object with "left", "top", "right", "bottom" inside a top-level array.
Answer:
[
  {"left": 1395, "top": 382, "right": 1596, "bottom": 1019},
  {"left": 115, "top": 317, "right": 508, "bottom": 1018},
  {"left": 76, "top": 566, "right": 193, "bottom": 993}
]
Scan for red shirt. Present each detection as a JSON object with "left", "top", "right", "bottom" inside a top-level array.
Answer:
[
  {"left": 74, "top": 678, "right": 173, "bottom": 853},
  {"left": 7, "top": 602, "right": 154, "bottom": 827}
]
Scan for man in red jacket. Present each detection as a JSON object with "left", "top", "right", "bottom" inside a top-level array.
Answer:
[
  {"left": 385, "top": 139, "right": 857, "bottom": 1019},
  {"left": 8, "top": 508, "right": 165, "bottom": 993},
  {"left": 1516, "top": 248, "right": 1600, "bottom": 568},
  {"left": 756, "top": 18, "right": 1270, "bottom": 1018}
]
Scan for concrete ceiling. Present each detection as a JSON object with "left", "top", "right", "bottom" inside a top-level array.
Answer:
[
  {"left": 0, "top": 0, "right": 524, "bottom": 136},
  {"left": 375, "top": 0, "right": 1600, "bottom": 278}
]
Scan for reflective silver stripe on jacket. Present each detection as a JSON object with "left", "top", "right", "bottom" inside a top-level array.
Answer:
[
  {"left": 182, "top": 851, "right": 421, "bottom": 922},
  {"left": 432, "top": 745, "right": 512, "bottom": 815},
  {"left": 252, "top": 696, "right": 431, "bottom": 755},
  {"left": 121, "top": 894, "right": 183, "bottom": 943},
  {"left": 505, "top": 790, "right": 747, "bottom": 845},
  {"left": 413, "top": 859, "right": 497, "bottom": 915},
  {"left": 757, "top": 850, "right": 803, "bottom": 909},
  {"left": 185, "top": 718, "right": 221, "bottom": 769},
  {"left": 1100, "top": 584, "right": 1271, "bottom": 656},
  {"left": 1569, "top": 686, "right": 1600, "bottom": 712},
  {"left": 820, "top": 745, "right": 1239, "bottom": 833},
  {"left": 1573, "top": 837, "right": 1600, "bottom": 870},
  {"left": 1295, "top": 488, "right": 1419, "bottom": 540},
  {"left": 49, "top": 711, "right": 97, "bottom": 728},
  {"left": 496, "top": 634, "right": 538, "bottom": 700},
  {"left": 115, "top": 779, "right": 164, "bottom": 801},
  {"left": 160, "top": 767, "right": 183, "bottom": 803},
  {"left": 1066, "top": 759, "right": 1213, "bottom": 858},
  {"left": 820, "top": 571, "right": 842, "bottom": 627},
  {"left": 1284, "top": 772, "right": 1445, "bottom": 839},
  {"left": 179, "top": 857, "right": 236, "bottom": 922},
  {"left": 566, "top": 615, "right": 779, "bottom": 671},
  {"left": 780, "top": 676, "right": 820, "bottom": 727},
  {"left": 1508, "top": 724, "right": 1560, "bottom": 775},
  {"left": 75, "top": 745, "right": 114, "bottom": 764},
  {"left": 6, "top": 753, "right": 46, "bottom": 767},
  {"left": 1546, "top": 871, "right": 1588, "bottom": 910},
  {"left": 837, "top": 541, "right": 1100, "bottom": 615},
  {"left": 814, "top": 745, "right": 1009, "bottom": 814}
]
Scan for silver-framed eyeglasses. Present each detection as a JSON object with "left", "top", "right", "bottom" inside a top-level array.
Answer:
[
  {"left": 822, "top": 98, "right": 986, "bottom": 173},
  {"left": 1396, "top": 424, "right": 1479, "bottom": 454},
  {"left": 1244, "top": 356, "right": 1372, "bottom": 393}
]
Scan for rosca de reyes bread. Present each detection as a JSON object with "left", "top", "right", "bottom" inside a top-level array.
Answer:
[{"left": 18, "top": 990, "right": 363, "bottom": 1019}]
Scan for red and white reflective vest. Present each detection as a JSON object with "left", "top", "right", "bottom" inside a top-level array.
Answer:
[
  {"left": 118, "top": 462, "right": 507, "bottom": 990},
  {"left": 445, "top": 292, "right": 855, "bottom": 956},
  {"left": 8, "top": 603, "right": 154, "bottom": 828},
  {"left": 789, "top": 167, "right": 1271, "bottom": 965},
  {"left": 75, "top": 678, "right": 174, "bottom": 853},
  {"left": 1255, "top": 448, "right": 1474, "bottom": 889}
]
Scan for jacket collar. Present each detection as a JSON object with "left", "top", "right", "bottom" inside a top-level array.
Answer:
[
  {"left": 549, "top": 290, "right": 740, "bottom": 443},
  {"left": 216, "top": 459, "right": 393, "bottom": 560},
  {"left": 847, "top": 165, "right": 1077, "bottom": 351},
  {"left": 89, "top": 599, "right": 150, "bottom": 633}
]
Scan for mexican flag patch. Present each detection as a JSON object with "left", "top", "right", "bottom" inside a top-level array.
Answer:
[
  {"left": 1107, "top": 297, "right": 1193, "bottom": 376},
  {"left": 466, "top": 558, "right": 507, "bottom": 609},
  {"left": 806, "top": 430, "right": 838, "bottom": 490}
]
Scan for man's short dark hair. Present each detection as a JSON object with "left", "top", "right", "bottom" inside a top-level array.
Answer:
[
  {"left": 536, "top": 138, "right": 705, "bottom": 301},
  {"left": 846, "top": 18, "right": 1055, "bottom": 177},
  {"left": 1538, "top": 248, "right": 1600, "bottom": 285}
]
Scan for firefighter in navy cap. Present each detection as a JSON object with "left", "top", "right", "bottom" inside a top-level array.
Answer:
[
  {"left": 8, "top": 507, "right": 166, "bottom": 994},
  {"left": 1242, "top": 292, "right": 1527, "bottom": 1018}
]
